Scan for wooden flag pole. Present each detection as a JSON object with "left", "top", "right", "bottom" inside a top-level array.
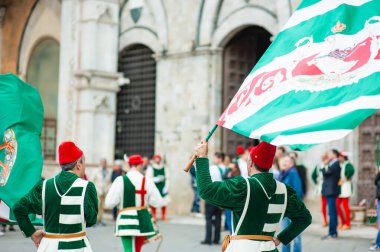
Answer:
[{"left": 184, "top": 125, "right": 218, "bottom": 172}]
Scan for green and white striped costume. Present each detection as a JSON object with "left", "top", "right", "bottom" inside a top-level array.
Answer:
[
  {"left": 195, "top": 157, "right": 312, "bottom": 252},
  {"left": 226, "top": 178, "right": 287, "bottom": 252},
  {"left": 38, "top": 177, "right": 92, "bottom": 252},
  {"left": 115, "top": 175, "right": 155, "bottom": 237}
]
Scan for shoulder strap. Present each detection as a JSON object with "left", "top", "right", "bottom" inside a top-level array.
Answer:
[
  {"left": 253, "top": 177, "right": 271, "bottom": 200},
  {"left": 233, "top": 178, "right": 250, "bottom": 235},
  {"left": 42, "top": 179, "right": 47, "bottom": 221}
]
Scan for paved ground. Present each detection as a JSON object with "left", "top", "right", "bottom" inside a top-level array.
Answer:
[{"left": 0, "top": 215, "right": 377, "bottom": 252}]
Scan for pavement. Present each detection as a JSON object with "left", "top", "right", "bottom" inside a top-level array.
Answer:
[{"left": 0, "top": 215, "right": 377, "bottom": 252}]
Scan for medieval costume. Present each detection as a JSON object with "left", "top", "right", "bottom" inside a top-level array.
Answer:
[
  {"left": 146, "top": 154, "right": 170, "bottom": 221},
  {"left": 196, "top": 142, "right": 312, "bottom": 252},
  {"left": 105, "top": 155, "right": 163, "bottom": 252},
  {"left": 13, "top": 142, "right": 98, "bottom": 252},
  {"left": 337, "top": 151, "right": 355, "bottom": 230}
]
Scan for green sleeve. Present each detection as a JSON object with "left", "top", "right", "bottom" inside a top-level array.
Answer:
[
  {"left": 345, "top": 163, "right": 355, "bottom": 180},
  {"left": 12, "top": 180, "right": 43, "bottom": 237},
  {"left": 84, "top": 181, "right": 98, "bottom": 227},
  {"left": 311, "top": 166, "right": 318, "bottom": 185},
  {"left": 277, "top": 185, "right": 312, "bottom": 245},
  {"left": 195, "top": 157, "right": 246, "bottom": 210}
]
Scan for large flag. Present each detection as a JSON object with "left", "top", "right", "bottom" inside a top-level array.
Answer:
[
  {"left": 0, "top": 73, "right": 44, "bottom": 215},
  {"left": 218, "top": 0, "right": 380, "bottom": 150}
]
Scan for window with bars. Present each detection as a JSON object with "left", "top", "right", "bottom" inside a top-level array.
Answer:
[
  {"left": 41, "top": 118, "right": 57, "bottom": 160},
  {"left": 115, "top": 44, "right": 156, "bottom": 159}
]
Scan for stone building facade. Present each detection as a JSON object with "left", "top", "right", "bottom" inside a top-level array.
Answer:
[{"left": 0, "top": 0, "right": 379, "bottom": 213}]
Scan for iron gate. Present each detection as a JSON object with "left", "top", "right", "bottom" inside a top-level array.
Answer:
[{"left": 115, "top": 44, "right": 156, "bottom": 158}]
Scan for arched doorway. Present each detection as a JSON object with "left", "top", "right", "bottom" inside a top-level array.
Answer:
[
  {"left": 222, "top": 26, "right": 271, "bottom": 156},
  {"left": 115, "top": 44, "right": 156, "bottom": 159},
  {"left": 26, "top": 38, "right": 60, "bottom": 160}
]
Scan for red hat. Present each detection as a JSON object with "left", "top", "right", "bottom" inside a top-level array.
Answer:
[
  {"left": 153, "top": 154, "right": 162, "bottom": 160},
  {"left": 249, "top": 142, "right": 276, "bottom": 170},
  {"left": 58, "top": 141, "right": 83, "bottom": 165},
  {"left": 236, "top": 145, "right": 245, "bottom": 155},
  {"left": 128, "top": 155, "right": 143, "bottom": 166},
  {"left": 340, "top": 150, "right": 350, "bottom": 157}
]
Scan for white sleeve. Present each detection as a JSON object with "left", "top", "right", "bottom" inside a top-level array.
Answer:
[
  {"left": 165, "top": 167, "right": 170, "bottom": 191},
  {"left": 209, "top": 165, "right": 221, "bottom": 182},
  {"left": 105, "top": 176, "right": 123, "bottom": 209},
  {"left": 146, "top": 178, "right": 163, "bottom": 208},
  {"left": 146, "top": 166, "right": 154, "bottom": 179}
]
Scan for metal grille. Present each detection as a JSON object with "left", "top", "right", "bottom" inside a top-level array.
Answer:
[
  {"left": 115, "top": 44, "right": 156, "bottom": 158},
  {"left": 222, "top": 26, "right": 271, "bottom": 157},
  {"left": 41, "top": 118, "right": 57, "bottom": 160}
]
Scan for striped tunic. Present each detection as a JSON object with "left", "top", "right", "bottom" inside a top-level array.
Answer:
[
  {"left": 38, "top": 177, "right": 93, "bottom": 251},
  {"left": 195, "top": 158, "right": 312, "bottom": 252}
]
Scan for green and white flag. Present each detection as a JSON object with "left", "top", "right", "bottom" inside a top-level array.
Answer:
[
  {"left": 218, "top": 0, "right": 380, "bottom": 150},
  {"left": 0, "top": 73, "right": 44, "bottom": 213}
]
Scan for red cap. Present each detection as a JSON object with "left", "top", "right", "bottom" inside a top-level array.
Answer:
[
  {"left": 58, "top": 141, "right": 83, "bottom": 165},
  {"left": 236, "top": 145, "right": 245, "bottom": 155},
  {"left": 153, "top": 154, "right": 162, "bottom": 160},
  {"left": 248, "top": 146, "right": 254, "bottom": 153},
  {"left": 128, "top": 155, "right": 143, "bottom": 166},
  {"left": 249, "top": 142, "right": 276, "bottom": 170},
  {"left": 340, "top": 150, "right": 349, "bottom": 157}
]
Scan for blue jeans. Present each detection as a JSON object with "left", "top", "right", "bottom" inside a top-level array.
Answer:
[
  {"left": 376, "top": 202, "right": 380, "bottom": 246},
  {"left": 326, "top": 196, "right": 338, "bottom": 236},
  {"left": 282, "top": 217, "right": 301, "bottom": 252},
  {"left": 191, "top": 187, "right": 200, "bottom": 213},
  {"left": 225, "top": 209, "right": 232, "bottom": 234}
]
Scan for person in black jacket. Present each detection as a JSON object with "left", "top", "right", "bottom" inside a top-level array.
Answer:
[
  {"left": 370, "top": 167, "right": 380, "bottom": 251},
  {"left": 321, "top": 149, "right": 341, "bottom": 240}
]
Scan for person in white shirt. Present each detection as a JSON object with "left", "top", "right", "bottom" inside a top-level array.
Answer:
[
  {"left": 235, "top": 146, "right": 249, "bottom": 178},
  {"left": 91, "top": 158, "right": 111, "bottom": 226},
  {"left": 201, "top": 152, "right": 226, "bottom": 245}
]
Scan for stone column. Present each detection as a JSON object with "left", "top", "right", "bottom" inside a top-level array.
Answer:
[{"left": 58, "top": 0, "right": 122, "bottom": 164}]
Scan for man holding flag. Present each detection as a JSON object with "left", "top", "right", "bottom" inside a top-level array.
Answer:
[
  {"left": 194, "top": 140, "right": 311, "bottom": 252},
  {"left": 13, "top": 142, "right": 98, "bottom": 251}
]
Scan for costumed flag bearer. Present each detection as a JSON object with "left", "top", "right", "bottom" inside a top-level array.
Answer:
[
  {"left": 13, "top": 142, "right": 98, "bottom": 251},
  {"left": 194, "top": 140, "right": 312, "bottom": 252},
  {"left": 146, "top": 154, "right": 170, "bottom": 221},
  {"left": 105, "top": 155, "right": 163, "bottom": 252},
  {"left": 337, "top": 151, "right": 355, "bottom": 230}
]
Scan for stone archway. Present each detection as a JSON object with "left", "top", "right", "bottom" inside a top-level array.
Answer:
[
  {"left": 26, "top": 38, "right": 60, "bottom": 160},
  {"left": 222, "top": 26, "right": 271, "bottom": 156}
]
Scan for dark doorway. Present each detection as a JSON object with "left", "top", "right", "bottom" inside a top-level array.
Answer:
[
  {"left": 116, "top": 44, "right": 156, "bottom": 158},
  {"left": 222, "top": 26, "right": 271, "bottom": 157}
]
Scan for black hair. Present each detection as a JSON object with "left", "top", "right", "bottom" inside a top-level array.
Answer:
[
  {"left": 61, "top": 157, "right": 82, "bottom": 171},
  {"left": 331, "top": 149, "right": 340, "bottom": 158},
  {"left": 214, "top": 152, "right": 226, "bottom": 162},
  {"left": 254, "top": 163, "right": 269, "bottom": 173}
]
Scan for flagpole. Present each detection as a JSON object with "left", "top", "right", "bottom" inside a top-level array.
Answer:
[{"left": 184, "top": 125, "right": 218, "bottom": 172}]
